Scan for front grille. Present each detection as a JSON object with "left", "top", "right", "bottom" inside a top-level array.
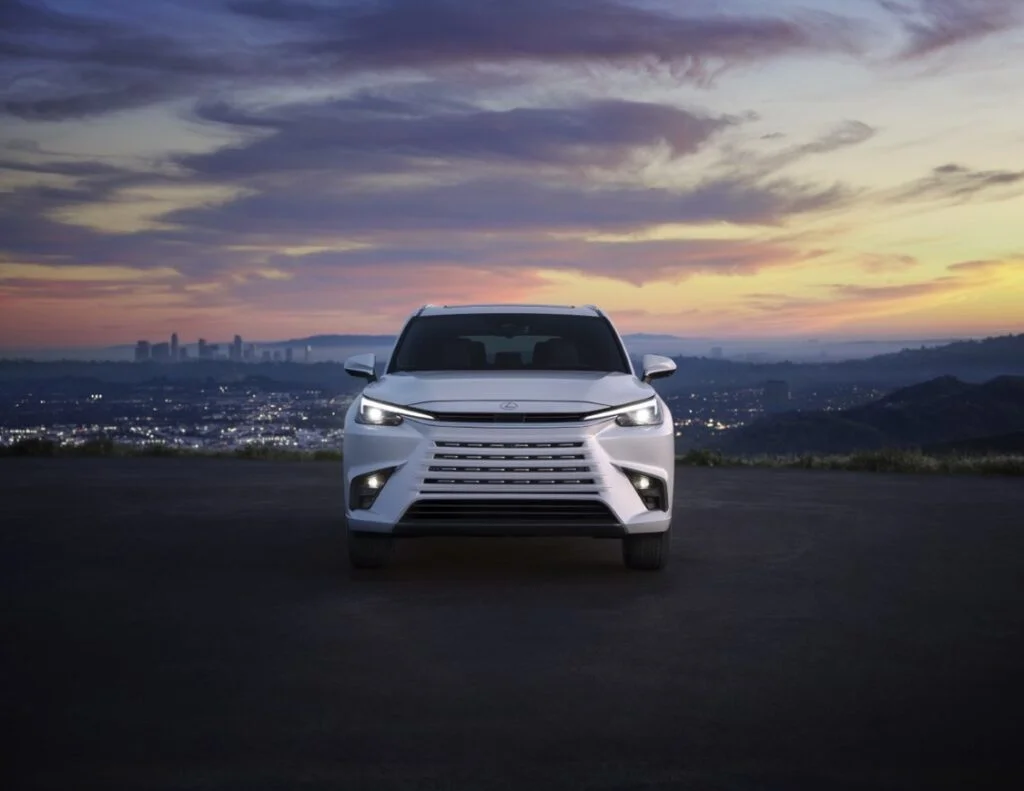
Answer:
[
  {"left": 425, "top": 410, "right": 591, "bottom": 424},
  {"left": 420, "top": 440, "right": 602, "bottom": 494},
  {"left": 401, "top": 499, "right": 617, "bottom": 525}
]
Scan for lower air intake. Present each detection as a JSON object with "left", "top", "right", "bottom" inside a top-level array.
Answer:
[{"left": 395, "top": 498, "right": 623, "bottom": 537}]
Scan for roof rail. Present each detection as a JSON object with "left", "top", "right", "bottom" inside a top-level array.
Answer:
[{"left": 438, "top": 303, "right": 580, "bottom": 309}]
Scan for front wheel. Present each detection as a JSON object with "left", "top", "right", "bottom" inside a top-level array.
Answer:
[
  {"left": 622, "top": 529, "right": 671, "bottom": 571},
  {"left": 348, "top": 531, "right": 394, "bottom": 569}
]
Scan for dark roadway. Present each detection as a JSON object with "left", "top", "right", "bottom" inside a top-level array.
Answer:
[{"left": 3, "top": 458, "right": 1024, "bottom": 790}]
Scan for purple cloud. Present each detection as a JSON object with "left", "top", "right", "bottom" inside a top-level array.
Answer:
[
  {"left": 162, "top": 175, "right": 852, "bottom": 238},
  {"left": 182, "top": 96, "right": 736, "bottom": 176},
  {"left": 892, "top": 163, "right": 1024, "bottom": 202},
  {"left": 721, "top": 120, "right": 877, "bottom": 178},
  {"left": 233, "top": 0, "right": 862, "bottom": 77},
  {"left": 881, "top": 0, "right": 1023, "bottom": 59},
  {"left": 0, "top": 0, "right": 866, "bottom": 121}
]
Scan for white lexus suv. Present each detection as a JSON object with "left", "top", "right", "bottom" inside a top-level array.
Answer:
[{"left": 341, "top": 304, "right": 677, "bottom": 570}]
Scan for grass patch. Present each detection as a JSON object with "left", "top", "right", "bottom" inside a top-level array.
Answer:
[
  {"left": 3, "top": 438, "right": 1021, "bottom": 476},
  {"left": 0, "top": 438, "right": 342, "bottom": 463},
  {"left": 676, "top": 447, "right": 1024, "bottom": 476}
]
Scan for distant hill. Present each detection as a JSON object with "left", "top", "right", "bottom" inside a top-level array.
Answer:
[
  {"left": 659, "top": 333, "right": 1024, "bottom": 393},
  {"left": 713, "top": 375, "right": 1024, "bottom": 455},
  {"left": 624, "top": 333, "right": 704, "bottom": 342},
  {"left": 270, "top": 334, "right": 395, "bottom": 348}
]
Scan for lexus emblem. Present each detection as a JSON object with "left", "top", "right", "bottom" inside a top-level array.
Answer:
[{"left": 500, "top": 401, "right": 519, "bottom": 410}]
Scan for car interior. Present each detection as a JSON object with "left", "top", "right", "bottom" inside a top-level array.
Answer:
[{"left": 421, "top": 335, "right": 590, "bottom": 370}]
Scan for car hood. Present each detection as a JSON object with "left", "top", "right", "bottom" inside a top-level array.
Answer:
[{"left": 362, "top": 371, "right": 652, "bottom": 412}]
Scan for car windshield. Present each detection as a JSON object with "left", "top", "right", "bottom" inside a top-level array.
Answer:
[{"left": 388, "top": 313, "right": 631, "bottom": 374}]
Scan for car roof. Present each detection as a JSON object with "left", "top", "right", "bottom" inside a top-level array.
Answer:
[{"left": 416, "top": 303, "right": 603, "bottom": 317}]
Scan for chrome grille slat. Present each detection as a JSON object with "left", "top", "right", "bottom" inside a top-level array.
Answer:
[
  {"left": 435, "top": 441, "right": 584, "bottom": 449},
  {"left": 420, "top": 438, "right": 602, "bottom": 495},
  {"left": 429, "top": 466, "right": 590, "bottom": 473},
  {"left": 435, "top": 454, "right": 586, "bottom": 460}
]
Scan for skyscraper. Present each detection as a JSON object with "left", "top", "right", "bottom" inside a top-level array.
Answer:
[
  {"left": 198, "top": 338, "right": 209, "bottom": 359},
  {"left": 134, "top": 341, "right": 151, "bottom": 362},
  {"left": 170, "top": 332, "right": 179, "bottom": 362},
  {"left": 231, "top": 334, "right": 243, "bottom": 362},
  {"left": 285, "top": 347, "right": 293, "bottom": 363}
]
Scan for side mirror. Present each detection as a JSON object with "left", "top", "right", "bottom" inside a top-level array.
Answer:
[
  {"left": 641, "top": 354, "right": 676, "bottom": 384},
  {"left": 344, "top": 353, "right": 377, "bottom": 383}
]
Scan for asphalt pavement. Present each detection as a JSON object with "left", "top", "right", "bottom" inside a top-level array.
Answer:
[{"left": 3, "top": 458, "right": 1024, "bottom": 790}]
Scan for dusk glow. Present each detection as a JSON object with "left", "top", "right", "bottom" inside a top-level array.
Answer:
[{"left": 2, "top": 0, "right": 1023, "bottom": 348}]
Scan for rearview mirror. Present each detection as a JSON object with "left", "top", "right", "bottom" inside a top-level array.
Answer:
[
  {"left": 344, "top": 353, "right": 377, "bottom": 382},
  {"left": 641, "top": 354, "right": 676, "bottom": 384}
]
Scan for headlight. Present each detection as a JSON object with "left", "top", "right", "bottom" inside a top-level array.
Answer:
[
  {"left": 354, "top": 396, "right": 435, "bottom": 426},
  {"left": 584, "top": 397, "right": 663, "bottom": 427}
]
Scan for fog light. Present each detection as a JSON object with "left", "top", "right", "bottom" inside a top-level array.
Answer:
[
  {"left": 350, "top": 467, "right": 396, "bottom": 511},
  {"left": 622, "top": 469, "right": 667, "bottom": 512}
]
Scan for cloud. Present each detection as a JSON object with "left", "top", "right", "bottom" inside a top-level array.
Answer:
[
  {"left": 827, "top": 279, "right": 958, "bottom": 301},
  {"left": 182, "top": 96, "right": 736, "bottom": 177},
  {"left": 859, "top": 253, "right": 920, "bottom": 273},
  {"left": 0, "top": 0, "right": 866, "bottom": 122},
  {"left": 231, "top": 0, "right": 863, "bottom": 79},
  {"left": 0, "top": 103, "right": 852, "bottom": 290},
  {"left": 0, "top": 0, "right": 268, "bottom": 120},
  {"left": 0, "top": 157, "right": 135, "bottom": 179},
  {"left": 881, "top": 0, "right": 1024, "bottom": 59},
  {"left": 266, "top": 235, "right": 803, "bottom": 287},
  {"left": 0, "top": 263, "right": 181, "bottom": 283},
  {"left": 741, "top": 254, "right": 1019, "bottom": 331},
  {"left": 779, "top": 121, "right": 877, "bottom": 161},
  {"left": 718, "top": 121, "right": 877, "bottom": 179},
  {"left": 947, "top": 257, "right": 1023, "bottom": 274},
  {"left": 1, "top": 80, "right": 179, "bottom": 122},
  {"left": 892, "top": 163, "right": 1024, "bottom": 203},
  {"left": 162, "top": 175, "right": 851, "bottom": 239}
]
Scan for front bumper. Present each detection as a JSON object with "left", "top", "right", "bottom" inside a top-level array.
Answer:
[{"left": 342, "top": 406, "right": 675, "bottom": 538}]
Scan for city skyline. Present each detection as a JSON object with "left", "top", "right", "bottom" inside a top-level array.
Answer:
[
  {"left": 132, "top": 331, "right": 311, "bottom": 363},
  {"left": 2, "top": 0, "right": 1024, "bottom": 348}
]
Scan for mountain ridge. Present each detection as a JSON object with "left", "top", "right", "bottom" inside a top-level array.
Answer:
[{"left": 713, "top": 374, "right": 1024, "bottom": 456}]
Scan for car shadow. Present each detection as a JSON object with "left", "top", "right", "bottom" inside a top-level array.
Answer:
[
  {"left": 346, "top": 536, "right": 675, "bottom": 584},
  {"left": 263, "top": 519, "right": 678, "bottom": 591}
]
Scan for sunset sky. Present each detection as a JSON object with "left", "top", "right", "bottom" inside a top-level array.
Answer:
[{"left": 1, "top": 0, "right": 1023, "bottom": 348}]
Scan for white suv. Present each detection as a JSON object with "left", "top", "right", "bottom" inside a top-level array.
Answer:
[{"left": 341, "top": 304, "right": 677, "bottom": 570}]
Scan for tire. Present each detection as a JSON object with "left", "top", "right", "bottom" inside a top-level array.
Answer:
[
  {"left": 347, "top": 531, "right": 394, "bottom": 569},
  {"left": 622, "top": 528, "right": 671, "bottom": 571}
]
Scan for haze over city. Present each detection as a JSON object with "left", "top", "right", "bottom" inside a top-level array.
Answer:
[{"left": 2, "top": 0, "right": 1023, "bottom": 352}]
